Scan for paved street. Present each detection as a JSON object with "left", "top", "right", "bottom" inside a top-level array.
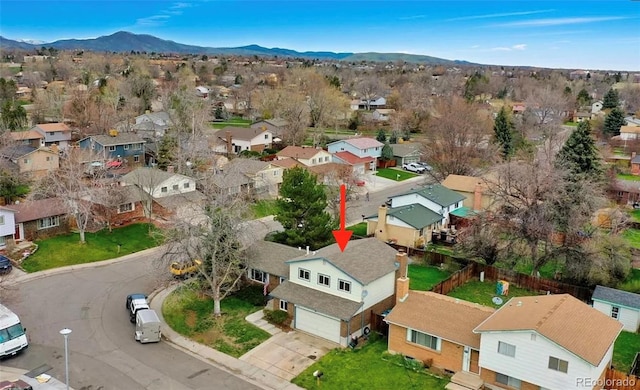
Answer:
[{"left": 3, "top": 251, "right": 262, "bottom": 390}]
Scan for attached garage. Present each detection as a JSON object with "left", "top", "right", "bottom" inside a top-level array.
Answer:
[{"left": 295, "top": 306, "right": 341, "bottom": 344}]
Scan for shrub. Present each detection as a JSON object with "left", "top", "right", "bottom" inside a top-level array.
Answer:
[
  {"left": 263, "top": 309, "right": 288, "bottom": 325},
  {"left": 233, "top": 285, "right": 266, "bottom": 306}
]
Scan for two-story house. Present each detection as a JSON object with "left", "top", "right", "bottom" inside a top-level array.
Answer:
[
  {"left": 269, "top": 238, "right": 401, "bottom": 346},
  {"left": 9, "top": 130, "right": 45, "bottom": 148},
  {"left": 132, "top": 111, "right": 172, "bottom": 139},
  {"left": 0, "top": 206, "right": 16, "bottom": 249},
  {"left": 213, "top": 127, "right": 273, "bottom": 154},
  {"left": 0, "top": 145, "right": 59, "bottom": 178},
  {"left": 78, "top": 131, "right": 146, "bottom": 166},
  {"left": 32, "top": 123, "right": 72, "bottom": 149},
  {"left": 389, "top": 184, "right": 465, "bottom": 227},
  {"left": 327, "top": 138, "right": 383, "bottom": 172},
  {"left": 250, "top": 118, "right": 288, "bottom": 140},
  {"left": 276, "top": 146, "right": 332, "bottom": 167},
  {"left": 474, "top": 295, "right": 622, "bottom": 390}
]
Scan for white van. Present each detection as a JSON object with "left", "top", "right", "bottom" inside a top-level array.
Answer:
[
  {"left": 0, "top": 303, "right": 28, "bottom": 357},
  {"left": 135, "top": 309, "right": 161, "bottom": 344}
]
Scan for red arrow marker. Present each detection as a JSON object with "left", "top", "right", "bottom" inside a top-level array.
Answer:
[{"left": 332, "top": 184, "right": 353, "bottom": 252}]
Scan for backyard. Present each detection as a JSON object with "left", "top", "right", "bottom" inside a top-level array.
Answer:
[
  {"left": 21, "top": 223, "right": 161, "bottom": 272},
  {"left": 292, "top": 335, "right": 449, "bottom": 390},
  {"left": 613, "top": 331, "right": 640, "bottom": 374},
  {"left": 209, "top": 117, "right": 252, "bottom": 129},
  {"left": 622, "top": 228, "right": 640, "bottom": 249},
  {"left": 447, "top": 280, "right": 541, "bottom": 308},
  {"left": 250, "top": 199, "right": 280, "bottom": 219},
  {"left": 346, "top": 222, "right": 368, "bottom": 237},
  {"left": 375, "top": 168, "right": 419, "bottom": 181},
  {"left": 408, "top": 264, "right": 451, "bottom": 291},
  {"left": 617, "top": 173, "right": 640, "bottom": 182},
  {"left": 619, "top": 269, "right": 640, "bottom": 294},
  {"left": 162, "top": 284, "right": 270, "bottom": 358}
]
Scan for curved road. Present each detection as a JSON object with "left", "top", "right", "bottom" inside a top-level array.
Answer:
[{"left": 5, "top": 251, "right": 261, "bottom": 390}]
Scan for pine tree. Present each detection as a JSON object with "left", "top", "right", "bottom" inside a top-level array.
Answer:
[
  {"left": 274, "top": 167, "right": 335, "bottom": 249},
  {"left": 389, "top": 131, "right": 398, "bottom": 144},
  {"left": 381, "top": 142, "right": 394, "bottom": 161},
  {"left": 603, "top": 108, "right": 626, "bottom": 137},
  {"left": 602, "top": 88, "right": 619, "bottom": 109},
  {"left": 555, "top": 121, "right": 602, "bottom": 178},
  {"left": 576, "top": 89, "right": 592, "bottom": 108},
  {"left": 493, "top": 106, "right": 515, "bottom": 160},
  {"left": 376, "top": 129, "right": 387, "bottom": 142}
]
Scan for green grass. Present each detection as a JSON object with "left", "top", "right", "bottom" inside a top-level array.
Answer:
[
  {"left": 425, "top": 243, "right": 455, "bottom": 256},
  {"left": 375, "top": 168, "right": 419, "bottom": 181},
  {"left": 447, "top": 280, "right": 541, "bottom": 308},
  {"left": 251, "top": 199, "right": 280, "bottom": 218},
  {"left": 347, "top": 222, "right": 368, "bottom": 237},
  {"left": 613, "top": 331, "right": 640, "bottom": 374},
  {"left": 631, "top": 210, "right": 640, "bottom": 223},
  {"left": 408, "top": 264, "right": 451, "bottom": 291},
  {"left": 292, "top": 336, "right": 449, "bottom": 390},
  {"left": 495, "top": 259, "right": 560, "bottom": 280},
  {"left": 617, "top": 174, "right": 640, "bottom": 182},
  {"left": 209, "top": 117, "right": 252, "bottom": 129},
  {"left": 564, "top": 121, "right": 579, "bottom": 127},
  {"left": 22, "top": 223, "right": 161, "bottom": 272},
  {"left": 163, "top": 284, "right": 270, "bottom": 358},
  {"left": 622, "top": 229, "right": 640, "bottom": 249},
  {"left": 619, "top": 269, "right": 640, "bottom": 293}
]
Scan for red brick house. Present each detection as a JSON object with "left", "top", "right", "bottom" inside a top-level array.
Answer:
[{"left": 11, "top": 198, "right": 70, "bottom": 242}]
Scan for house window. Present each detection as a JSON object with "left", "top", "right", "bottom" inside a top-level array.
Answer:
[
  {"left": 408, "top": 329, "right": 440, "bottom": 351},
  {"left": 338, "top": 279, "right": 351, "bottom": 293},
  {"left": 0, "top": 215, "right": 4, "bottom": 225},
  {"left": 498, "top": 341, "right": 516, "bottom": 357},
  {"left": 108, "top": 145, "right": 116, "bottom": 152},
  {"left": 184, "top": 182, "right": 190, "bottom": 189},
  {"left": 279, "top": 300, "right": 288, "bottom": 311},
  {"left": 173, "top": 184, "right": 179, "bottom": 191},
  {"left": 134, "top": 155, "right": 140, "bottom": 163},
  {"left": 118, "top": 203, "right": 134, "bottom": 213},
  {"left": 311, "top": 158, "right": 316, "bottom": 164},
  {"left": 264, "top": 134, "right": 269, "bottom": 139},
  {"left": 324, "top": 156, "right": 329, "bottom": 162},
  {"left": 279, "top": 276, "right": 286, "bottom": 283},
  {"left": 611, "top": 306, "right": 620, "bottom": 319},
  {"left": 0, "top": 236, "right": 5, "bottom": 247},
  {"left": 273, "top": 170, "right": 279, "bottom": 176},
  {"left": 250, "top": 269, "right": 267, "bottom": 283},
  {"left": 23, "top": 158, "right": 30, "bottom": 164},
  {"left": 124, "top": 144, "right": 130, "bottom": 150},
  {"left": 46, "top": 156, "right": 52, "bottom": 161},
  {"left": 49, "top": 132, "right": 55, "bottom": 136},
  {"left": 318, "top": 273, "right": 330, "bottom": 287},
  {"left": 161, "top": 187, "right": 168, "bottom": 193},
  {"left": 531, "top": 334, "right": 537, "bottom": 341},
  {"left": 133, "top": 144, "right": 142, "bottom": 150},
  {"left": 548, "top": 357, "right": 568, "bottom": 373},
  {"left": 298, "top": 268, "right": 310, "bottom": 281},
  {"left": 496, "top": 373, "right": 521, "bottom": 389},
  {"left": 38, "top": 216, "right": 60, "bottom": 230}
]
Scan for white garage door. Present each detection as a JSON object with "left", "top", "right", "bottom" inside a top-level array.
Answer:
[{"left": 295, "top": 306, "right": 341, "bottom": 344}]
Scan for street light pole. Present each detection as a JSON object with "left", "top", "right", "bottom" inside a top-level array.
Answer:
[{"left": 59, "top": 328, "right": 72, "bottom": 390}]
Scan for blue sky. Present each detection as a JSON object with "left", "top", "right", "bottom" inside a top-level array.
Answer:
[{"left": 1, "top": 1, "right": 639, "bottom": 70}]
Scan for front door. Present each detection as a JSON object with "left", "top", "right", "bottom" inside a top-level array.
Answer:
[
  {"left": 462, "top": 346, "right": 471, "bottom": 371},
  {"left": 14, "top": 224, "right": 21, "bottom": 241}
]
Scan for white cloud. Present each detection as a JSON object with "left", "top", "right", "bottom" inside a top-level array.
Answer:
[
  {"left": 134, "top": 2, "right": 193, "bottom": 27},
  {"left": 512, "top": 44, "right": 527, "bottom": 50},
  {"left": 446, "top": 9, "right": 554, "bottom": 22},
  {"left": 495, "top": 16, "right": 629, "bottom": 27}
]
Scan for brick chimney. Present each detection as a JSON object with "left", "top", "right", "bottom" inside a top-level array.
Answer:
[
  {"left": 395, "top": 250, "right": 409, "bottom": 304},
  {"left": 376, "top": 204, "right": 388, "bottom": 241},
  {"left": 473, "top": 182, "right": 483, "bottom": 211},
  {"left": 225, "top": 130, "right": 232, "bottom": 155}
]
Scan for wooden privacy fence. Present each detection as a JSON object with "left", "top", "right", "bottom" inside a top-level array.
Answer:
[
  {"left": 430, "top": 262, "right": 476, "bottom": 295},
  {"left": 604, "top": 368, "right": 640, "bottom": 390}
]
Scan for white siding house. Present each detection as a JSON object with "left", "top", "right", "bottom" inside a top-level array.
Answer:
[
  {"left": 0, "top": 207, "right": 16, "bottom": 248},
  {"left": 389, "top": 184, "right": 465, "bottom": 226},
  {"left": 327, "top": 138, "right": 383, "bottom": 159},
  {"left": 592, "top": 285, "right": 640, "bottom": 332},
  {"left": 122, "top": 168, "right": 196, "bottom": 199}
]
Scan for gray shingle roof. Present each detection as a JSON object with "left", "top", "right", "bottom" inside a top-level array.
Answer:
[
  {"left": 390, "top": 143, "right": 421, "bottom": 158},
  {"left": 395, "top": 184, "right": 466, "bottom": 207},
  {"left": 286, "top": 238, "right": 398, "bottom": 285},
  {"left": 0, "top": 145, "right": 36, "bottom": 158},
  {"left": 593, "top": 285, "right": 640, "bottom": 310},
  {"left": 269, "top": 281, "right": 363, "bottom": 320},
  {"left": 215, "top": 126, "right": 271, "bottom": 141},
  {"left": 90, "top": 133, "right": 145, "bottom": 146},
  {"left": 367, "top": 204, "right": 444, "bottom": 229},
  {"left": 122, "top": 167, "right": 187, "bottom": 189},
  {"left": 153, "top": 190, "right": 206, "bottom": 209},
  {"left": 247, "top": 241, "right": 305, "bottom": 277}
]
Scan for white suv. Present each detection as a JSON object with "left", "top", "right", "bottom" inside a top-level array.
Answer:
[{"left": 402, "top": 163, "right": 425, "bottom": 173}]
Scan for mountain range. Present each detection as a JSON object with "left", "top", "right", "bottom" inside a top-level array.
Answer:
[{"left": 0, "top": 31, "right": 472, "bottom": 65}]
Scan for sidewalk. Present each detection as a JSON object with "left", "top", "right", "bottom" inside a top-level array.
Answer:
[
  {"left": 0, "top": 366, "right": 72, "bottom": 390},
  {"left": 148, "top": 285, "right": 303, "bottom": 390}
]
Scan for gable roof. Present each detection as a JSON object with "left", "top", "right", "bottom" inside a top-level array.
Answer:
[
  {"left": 11, "top": 198, "right": 66, "bottom": 223},
  {"left": 121, "top": 167, "right": 190, "bottom": 189},
  {"left": 211, "top": 170, "right": 251, "bottom": 189},
  {"left": 285, "top": 238, "right": 398, "bottom": 285},
  {"left": 136, "top": 111, "right": 171, "bottom": 125},
  {"left": 474, "top": 294, "right": 623, "bottom": 366},
  {"left": 386, "top": 291, "right": 495, "bottom": 349},
  {"left": 88, "top": 133, "right": 146, "bottom": 146},
  {"left": 277, "top": 146, "right": 325, "bottom": 160},
  {"left": 342, "top": 137, "right": 384, "bottom": 150},
  {"left": 272, "top": 158, "right": 303, "bottom": 169},
  {"left": 34, "top": 123, "right": 71, "bottom": 133},
  {"left": 441, "top": 174, "right": 488, "bottom": 194},
  {"left": 592, "top": 285, "right": 640, "bottom": 310},
  {"left": 223, "top": 158, "right": 271, "bottom": 175},
  {"left": 247, "top": 241, "right": 304, "bottom": 277},
  {"left": 621, "top": 126, "right": 640, "bottom": 134},
  {"left": 270, "top": 280, "right": 363, "bottom": 320},
  {"left": 395, "top": 184, "right": 466, "bottom": 207},
  {"left": 307, "top": 162, "right": 352, "bottom": 177},
  {"left": 9, "top": 130, "right": 44, "bottom": 141},
  {"left": 370, "top": 204, "right": 444, "bottom": 229},
  {"left": 253, "top": 118, "right": 288, "bottom": 128},
  {"left": 0, "top": 145, "right": 37, "bottom": 158},
  {"left": 333, "top": 151, "right": 372, "bottom": 165},
  {"left": 390, "top": 143, "right": 421, "bottom": 158},
  {"left": 216, "top": 126, "right": 271, "bottom": 141}
]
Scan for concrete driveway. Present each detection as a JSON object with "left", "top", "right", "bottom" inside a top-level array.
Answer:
[{"left": 239, "top": 331, "right": 338, "bottom": 381}]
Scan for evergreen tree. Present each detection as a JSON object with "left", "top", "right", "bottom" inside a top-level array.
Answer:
[
  {"left": 389, "top": 131, "right": 398, "bottom": 144},
  {"left": 603, "top": 108, "right": 625, "bottom": 137},
  {"left": 381, "top": 142, "right": 394, "bottom": 161},
  {"left": 0, "top": 100, "right": 27, "bottom": 131},
  {"left": 376, "top": 129, "right": 387, "bottom": 142},
  {"left": 576, "top": 89, "right": 592, "bottom": 108},
  {"left": 493, "top": 106, "right": 515, "bottom": 160},
  {"left": 602, "top": 88, "right": 619, "bottom": 109},
  {"left": 274, "top": 167, "right": 335, "bottom": 250},
  {"left": 555, "top": 121, "right": 602, "bottom": 178}
]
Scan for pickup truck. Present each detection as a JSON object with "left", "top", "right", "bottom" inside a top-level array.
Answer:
[
  {"left": 170, "top": 259, "right": 202, "bottom": 279},
  {"left": 126, "top": 293, "right": 149, "bottom": 323},
  {"left": 402, "top": 162, "right": 426, "bottom": 174}
]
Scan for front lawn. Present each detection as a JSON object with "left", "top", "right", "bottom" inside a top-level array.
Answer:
[
  {"left": 613, "top": 331, "right": 640, "bottom": 374},
  {"left": 347, "top": 222, "right": 368, "bottom": 237},
  {"left": 251, "top": 199, "right": 280, "bottom": 218},
  {"left": 617, "top": 174, "right": 640, "bottom": 182},
  {"left": 163, "top": 284, "right": 270, "bottom": 358},
  {"left": 375, "top": 168, "right": 419, "bottom": 181},
  {"left": 447, "top": 280, "right": 541, "bottom": 308},
  {"left": 408, "top": 264, "right": 451, "bottom": 291},
  {"left": 622, "top": 228, "right": 640, "bottom": 249},
  {"left": 292, "top": 336, "right": 448, "bottom": 390},
  {"left": 22, "top": 223, "right": 161, "bottom": 272}
]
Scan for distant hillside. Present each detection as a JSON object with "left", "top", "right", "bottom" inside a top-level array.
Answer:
[{"left": 0, "top": 31, "right": 471, "bottom": 65}]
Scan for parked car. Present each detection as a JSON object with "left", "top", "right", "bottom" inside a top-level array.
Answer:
[
  {"left": 126, "top": 293, "right": 150, "bottom": 323},
  {"left": 0, "top": 255, "right": 12, "bottom": 275},
  {"left": 169, "top": 259, "right": 202, "bottom": 278},
  {"left": 402, "top": 163, "right": 425, "bottom": 173},
  {"left": 416, "top": 162, "right": 433, "bottom": 171}
]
